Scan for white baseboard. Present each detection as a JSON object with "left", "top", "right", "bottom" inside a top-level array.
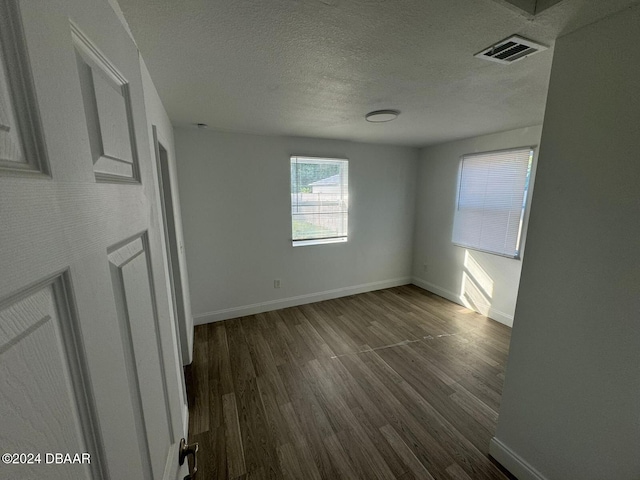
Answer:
[
  {"left": 411, "top": 277, "right": 460, "bottom": 305},
  {"left": 193, "top": 277, "right": 412, "bottom": 325},
  {"left": 487, "top": 308, "right": 513, "bottom": 328},
  {"left": 411, "top": 277, "right": 514, "bottom": 327},
  {"left": 490, "top": 437, "right": 548, "bottom": 480}
]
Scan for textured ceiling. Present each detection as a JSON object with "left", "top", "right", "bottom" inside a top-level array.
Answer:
[{"left": 118, "top": 0, "right": 640, "bottom": 147}]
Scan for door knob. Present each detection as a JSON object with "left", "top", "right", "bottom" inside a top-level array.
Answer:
[{"left": 179, "top": 438, "right": 199, "bottom": 480}]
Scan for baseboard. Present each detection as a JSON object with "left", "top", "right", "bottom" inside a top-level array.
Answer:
[
  {"left": 193, "top": 277, "right": 412, "bottom": 325},
  {"left": 411, "top": 277, "right": 461, "bottom": 305},
  {"left": 411, "top": 277, "right": 514, "bottom": 327},
  {"left": 490, "top": 437, "right": 548, "bottom": 480}
]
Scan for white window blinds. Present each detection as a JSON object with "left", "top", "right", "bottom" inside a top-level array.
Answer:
[
  {"left": 452, "top": 147, "right": 533, "bottom": 258},
  {"left": 290, "top": 156, "right": 348, "bottom": 246}
]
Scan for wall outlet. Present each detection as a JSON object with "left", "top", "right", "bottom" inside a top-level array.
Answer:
[
  {"left": 274, "top": 279, "right": 281, "bottom": 289},
  {"left": 423, "top": 262, "right": 428, "bottom": 272}
]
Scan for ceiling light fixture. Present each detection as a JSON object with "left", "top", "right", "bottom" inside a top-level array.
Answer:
[
  {"left": 196, "top": 123, "right": 208, "bottom": 129},
  {"left": 365, "top": 109, "right": 400, "bottom": 123}
]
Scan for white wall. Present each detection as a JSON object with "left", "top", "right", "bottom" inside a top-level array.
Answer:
[
  {"left": 175, "top": 129, "right": 418, "bottom": 323},
  {"left": 140, "top": 59, "right": 194, "bottom": 365},
  {"left": 412, "top": 126, "right": 542, "bottom": 327},
  {"left": 491, "top": 5, "right": 640, "bottom": 480}
]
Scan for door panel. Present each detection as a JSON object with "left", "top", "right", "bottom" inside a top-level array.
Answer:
[
  {"left": 108, "top": 234, "right": 172, "bottom": 480},
  {"left": 72, "top": 23, "right": 139, "bottom": 183},
  {"left": 0, "top": 0, "right": 48, "bottom": 174},
  {"left": 0, "top": 274, "right": 104, "bottom": 479},
  {"left": 0, "top": 1, "right": 188, "bottom": 479}
]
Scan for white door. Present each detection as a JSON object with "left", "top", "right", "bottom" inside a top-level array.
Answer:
[{"left": 0, "top": 1, "right": 190, "bottom": 479}]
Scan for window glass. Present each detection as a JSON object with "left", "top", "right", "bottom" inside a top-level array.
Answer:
[{"left": 290, "top": 156, "right": 348, "bottom": 246}]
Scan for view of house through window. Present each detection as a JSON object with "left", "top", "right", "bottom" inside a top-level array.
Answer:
[
  {"left": 290, "top": 156, "right": 348, "bottom": 246},
  {"left": 452, "top": 147, "right": 534, "bottom": 258}
]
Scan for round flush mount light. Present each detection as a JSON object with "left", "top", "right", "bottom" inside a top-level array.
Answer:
[{"left": 365, "top": 109, "right": 400, "bottom": 123}]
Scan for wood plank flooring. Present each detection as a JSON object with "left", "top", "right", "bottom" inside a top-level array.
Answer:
[{"left": 185, "top": 285, "right": 514, "bottom": 480}]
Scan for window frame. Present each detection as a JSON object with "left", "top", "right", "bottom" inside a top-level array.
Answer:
[
  {"left": 452, "top": 146, "right": 535, "bottom": 259},
  {"left": 290, "top": 155, "right": 349, "bottom": 247}
]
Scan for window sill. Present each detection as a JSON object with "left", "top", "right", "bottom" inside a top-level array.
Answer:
[
  {"left": 452, "top": 242, "right": 521, "bottom": 260},
  {"left": 292, "top": 237, "right": 347, "bottom": 247}
]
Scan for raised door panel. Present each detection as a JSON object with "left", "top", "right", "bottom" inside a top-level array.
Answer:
[
  {"left": 72, "top": 24, "right": 139, "bottom": 184},
  {"left": 0, "top": 1, "right": 48, "bottom": 174},
  {"left": 108, "top": 235, "right": 172, "bottom": 480},
  {"left": 0, "top": 46, "right": 25, "bottom": 165},
  {"left": 0, "top": 274, "right": 103, "bottom": 479},
  {"left": 93, "top": 71, "right": 134, "bottom": 164}
]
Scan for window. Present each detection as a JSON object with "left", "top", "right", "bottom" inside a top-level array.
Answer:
[
  {"left": 452, "top": 147, "right": 534, "bottom": 258},
  {"left": 290, "top": 156, "right": 348, "bottom": 246}
]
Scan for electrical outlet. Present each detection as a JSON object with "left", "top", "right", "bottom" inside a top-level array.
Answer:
[
  {"left": 274, "top": 279, "right": 281, "bottom": 289},
  {"left": 423, "top": 262, "right": 428, "bottom": 272}
]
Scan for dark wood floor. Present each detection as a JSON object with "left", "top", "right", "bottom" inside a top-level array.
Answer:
[{"left": 185, "top": 285, "right": 514, "bottom": 480}]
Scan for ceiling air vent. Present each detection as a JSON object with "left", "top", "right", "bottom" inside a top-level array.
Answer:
[{"left": 475, "top": 35, "right": 548, "bottom": 64}]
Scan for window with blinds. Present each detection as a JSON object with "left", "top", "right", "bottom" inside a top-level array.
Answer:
[
  {"left": 290, "top": 156, "right": 348, "bottom": 246},
  {"left": 452, "top": 147, "right": 534, "bottom": 258}
]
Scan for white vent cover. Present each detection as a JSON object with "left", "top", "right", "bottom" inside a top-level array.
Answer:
[{"left": 475, "top": 35, "right": 548, "bottom": 64}]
